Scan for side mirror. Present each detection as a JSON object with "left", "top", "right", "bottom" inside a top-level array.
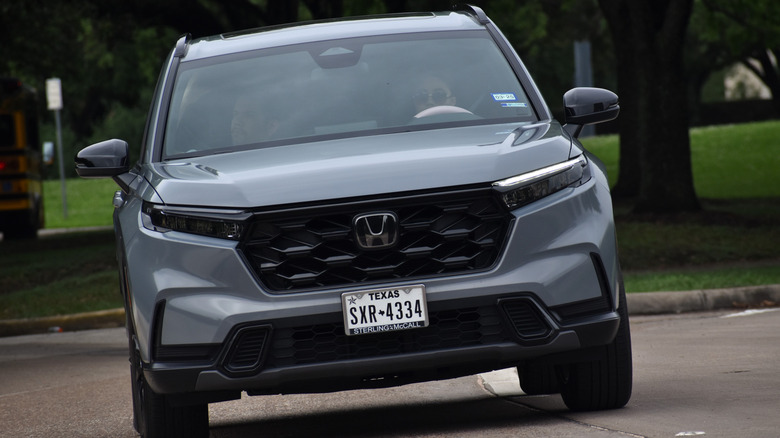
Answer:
[
  {"left": 74, "top": 139, "right": 129, "bottom": 178},
  {"left": 563, "top": 87, "right": 619, "bottom": 138}
]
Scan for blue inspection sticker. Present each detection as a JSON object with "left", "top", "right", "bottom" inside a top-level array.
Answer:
[
  {"left": 491, "top": 93, "right": 517, "bottom": 101},
  {"left": 500, "top": 102, "right": 528, "bottom": 108}
]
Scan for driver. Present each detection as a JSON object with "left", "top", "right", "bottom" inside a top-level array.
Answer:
[
  {"left": 412, "top": 76, "right": 456, "bottom": 114},
  {"left": 231, "top": 91, "right": 280, "bottom": 145}
]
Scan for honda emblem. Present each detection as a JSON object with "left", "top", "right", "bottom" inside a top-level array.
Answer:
[{"left": 353, "top": 212, "right": 399, "bottom": 250}]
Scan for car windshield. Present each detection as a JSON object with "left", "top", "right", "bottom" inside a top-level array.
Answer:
[{"left": 163, "top": 30, "right": 534, "bottom": 159}]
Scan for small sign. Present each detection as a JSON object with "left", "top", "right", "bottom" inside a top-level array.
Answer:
[
  {"left": 46, "top": 78, "right": 63, "bottom": 110},
  {"left": 491, "top": 93, "right": 517, "bottom": 101}
]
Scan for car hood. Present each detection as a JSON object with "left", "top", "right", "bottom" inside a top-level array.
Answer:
[{"left": 144, "top": 121, "right": 573, "bottom": 208}]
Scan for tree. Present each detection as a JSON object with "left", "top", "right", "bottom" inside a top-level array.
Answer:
[
  {"left": 0, "top": 1, "right": 174, "bottom": 174},
  {"left": 700, "top": 0, "right": 780, "bottom": 113},
  {"left": 684, "top": 2, "right": 739, "bottom": 126},
  {"left": 598, "top": 0, "right": 700, "bottom": 213},
  {"left": 504, "top": 0, "right": 616, "bottom": 118}
]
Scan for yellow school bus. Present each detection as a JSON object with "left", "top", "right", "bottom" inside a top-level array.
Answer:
[{"left": 0, "top": 78, "right": 43, "bottom": 239}]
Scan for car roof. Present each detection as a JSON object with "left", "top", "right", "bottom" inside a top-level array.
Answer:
[{"left": 182, "top": 11, "right": 486, "bottom": 62}]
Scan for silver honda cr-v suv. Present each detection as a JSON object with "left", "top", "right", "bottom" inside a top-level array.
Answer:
[{"left": 76, "top": 6, "right": 631, "bottom": 437}]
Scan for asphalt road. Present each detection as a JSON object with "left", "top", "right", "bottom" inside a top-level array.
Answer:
[{"left": 1, "top": 309, "right": 779, "bottom": 437}]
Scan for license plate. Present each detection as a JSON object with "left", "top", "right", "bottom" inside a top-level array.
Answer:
[{"left": 342, "top": 285, "right": 428, "bottom": 336}]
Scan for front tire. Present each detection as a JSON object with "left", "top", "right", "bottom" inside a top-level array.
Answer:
[
  {"left": 129, "top": 336, "right": 209, "bottom": 438},
  {"left": 518, "top": 358, "right": 560, "bottom": 396},
  {"left": 559, "top": 281, "right": 633, "bottom": 411}
]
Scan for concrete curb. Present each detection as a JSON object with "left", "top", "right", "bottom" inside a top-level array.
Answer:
[
  {"left": 1, "top": 284, "right": 778, "bottom": 337},
  {"left": 0, "top": 308, "right": 125, "bottom": 337},
  {"left": 625, "top": 284, "right": 780, "bottom": 315}
]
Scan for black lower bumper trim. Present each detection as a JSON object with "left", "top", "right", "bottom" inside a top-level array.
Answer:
[{"left": 144, "top": 296, "right": 621, "bottom": 397}]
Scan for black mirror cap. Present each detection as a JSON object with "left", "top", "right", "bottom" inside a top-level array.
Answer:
[
  {"left": 75, "top": 139, "right": 130, "bottom": 178},
  {"left": 563, "top": 87, "right": 620, "bottom": 126}
]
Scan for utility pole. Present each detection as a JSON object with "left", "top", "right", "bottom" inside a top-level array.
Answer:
[{"left": 46, "top": 78, "right": 67, "bottom": 218}]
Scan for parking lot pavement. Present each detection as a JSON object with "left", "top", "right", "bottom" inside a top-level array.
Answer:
[{"left": 4, "top": 310, "right": 779, "bottom": 437}]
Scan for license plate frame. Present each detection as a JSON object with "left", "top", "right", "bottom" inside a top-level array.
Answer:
[{"left": 342, "top": 285, "right": 428, "bottom": 336}]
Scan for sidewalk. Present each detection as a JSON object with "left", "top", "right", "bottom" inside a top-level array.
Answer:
[{"left": 2, "top": 284, "right": 778, "bottom": 338}]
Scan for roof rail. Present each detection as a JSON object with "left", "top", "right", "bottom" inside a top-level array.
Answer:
[
  {"left": 458, "top": 4, "right": 489, "bottom": 25},
  {"left": 173, "top": 34, "right": 192, "bottom": 58}
]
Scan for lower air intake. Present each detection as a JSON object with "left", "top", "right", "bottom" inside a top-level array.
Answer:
[
  {"left": 222, "top": 325, "right": 271, "bottom": 375},
  {"left": 498, "top": 298, "right": 554, "bottom": 344}
]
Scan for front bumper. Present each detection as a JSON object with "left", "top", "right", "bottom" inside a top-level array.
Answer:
[{"left": 143, "top": 293, "right": 620, "bottom": 397}]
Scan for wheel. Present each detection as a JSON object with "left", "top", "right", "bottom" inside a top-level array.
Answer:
[
  {"left": 559, "top": 281, "right": 633, "bottom": 411},
  {"left": 129, "top": 335, "right": 209, "bottom": 438},
  {"left": 518, "top": 359, "right": 560, "bottom": 395}
]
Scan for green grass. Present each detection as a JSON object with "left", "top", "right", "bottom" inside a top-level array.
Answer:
[
  {"left": 0, "top": 271, "right": 122, "bottom": 319},
  {"left": 624, "top": 264, "right": 780, "bottom": 293},
  {"left": 581, "top": 120, "right": 780, "bottom": 198},
  {"left": 582, "top": 121, "right": 780, "bottom": 292},
  {"left": 615, "top": 200, "right": 780, "bottom": 270},
  {"left": 0, "top": 230, "right": 122, "bottom": 319},
  {"left": 1, "top": 121, "right": 779, "bottom": 320},
  {"left": 43, "top": 178, "right": 118, "bottom": 229}
]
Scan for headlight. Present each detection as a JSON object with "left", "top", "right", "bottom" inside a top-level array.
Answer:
[
  {"left": 141, "top": 202, "right": 248, "bottom": 240},
  {"left": 492, "top": 155, "right": 588, "bottom": 209}
]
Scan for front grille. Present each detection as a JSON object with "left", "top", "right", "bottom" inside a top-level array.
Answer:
[
  {"left": 267, "top": 306, "right": 510, "bottom": 368},
  {"left": 240, "top": 188, "right": 512, "bottom": 291}
]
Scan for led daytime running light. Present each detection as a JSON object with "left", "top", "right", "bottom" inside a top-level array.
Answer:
[
  {"left": 493, "top": 156, "right": 587, "bottom": 209},
  {"left": 142, "top": 203, "right": 245, "bottom": 240}
]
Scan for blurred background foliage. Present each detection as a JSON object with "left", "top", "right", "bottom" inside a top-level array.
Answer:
[
  {"left": 1, "top": 1, "right": 779, "bottom": 315},
  {"left": 1, "top": 0, "right": 777, "bottom": 185}
]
